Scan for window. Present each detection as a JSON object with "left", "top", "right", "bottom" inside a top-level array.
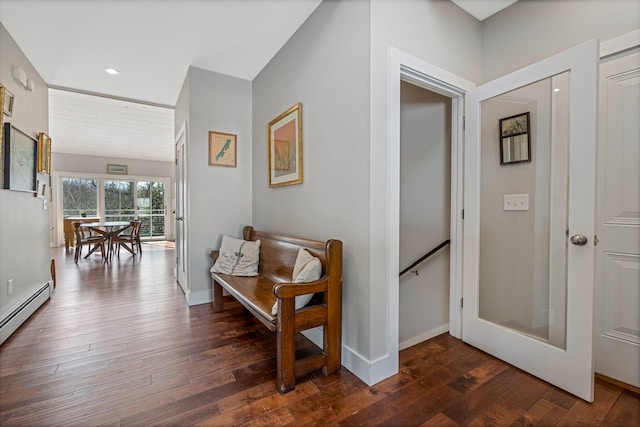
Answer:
[
  {"left": 104, "top": 180, "right": 135, "bottom": 222},
  {"left": 58, "top": 174, "right": 169, "bottom": 242},
  {"left": 137, "top": 181, "right": 165, "bottom": 238},
  {"left": 62, "top": 178, "right": 97, "bottom": 217}
]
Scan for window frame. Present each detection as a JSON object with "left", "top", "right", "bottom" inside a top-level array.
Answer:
[{"left": 54, "top": 171, "right": 170, "bottom": 245}]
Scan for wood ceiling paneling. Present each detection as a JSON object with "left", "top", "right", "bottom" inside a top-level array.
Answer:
[{"left": 49, "top": 89, "right": 174, "bottom": 162}]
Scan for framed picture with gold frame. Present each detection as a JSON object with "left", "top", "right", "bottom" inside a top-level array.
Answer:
[
  {"left": 268, "top": 103, "right": 302, "bottom": 187},
  {"left": 1, "top": 84, "right": 14, "bottom": 117},
  {"left": 37, "top": 132, "right": 51, "bottom": 174},
  {"left": 208, "top": 131, "right": 237, "bottom": 167}
]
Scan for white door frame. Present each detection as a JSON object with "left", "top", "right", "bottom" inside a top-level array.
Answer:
[
  {"left": 174, "top": 121, "right": 189, "bottom": 300},
  {"left": 388, "top": 48, "right": 475, "bottom": 358}
]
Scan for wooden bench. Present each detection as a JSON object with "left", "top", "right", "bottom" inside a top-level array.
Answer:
[{"left": 209, "top": 226, "right": 343, "bottom": 393}]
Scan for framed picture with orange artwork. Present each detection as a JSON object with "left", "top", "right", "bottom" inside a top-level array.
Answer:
[{"left": 268, "top": 103, "right": 302, "bottom": 187}]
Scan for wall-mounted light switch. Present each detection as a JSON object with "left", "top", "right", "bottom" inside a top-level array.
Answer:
[{"left": 504, "top": 194, "right": 529, "bottom": 211}]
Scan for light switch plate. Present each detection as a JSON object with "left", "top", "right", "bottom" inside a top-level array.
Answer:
[{"left": 504, "top": 193, "right": 529, "bottom": 211}]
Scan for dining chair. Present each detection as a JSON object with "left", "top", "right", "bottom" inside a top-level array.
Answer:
[
  {"left": 111, "top": 220, "right": 142, "bottom": 257},
  {"left": 72, "top": 221, "right": 106, "bottom": 263}
]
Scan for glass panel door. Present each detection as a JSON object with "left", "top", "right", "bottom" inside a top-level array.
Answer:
[
  {"left": 137, "top": 181, "right": 165, "bottom": 239},
  {"left": 478, "top": 72, "right": 570, "bottom": 350},
  {"left": 104, "top": 180, "right": 135, "bottom": 222},
  {"left": 462, "top": 40, "right": 598, "bottom": 401}
]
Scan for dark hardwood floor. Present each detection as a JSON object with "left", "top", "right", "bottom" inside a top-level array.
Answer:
[{"left": 0, "top": 245, "right": 638, "bottom": 426}]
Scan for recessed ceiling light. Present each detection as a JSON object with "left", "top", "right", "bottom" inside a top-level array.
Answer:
[{"left": 104, "top": 68, "right": 119, "bottom": 75}]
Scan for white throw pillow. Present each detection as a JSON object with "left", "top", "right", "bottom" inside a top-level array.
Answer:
[
  {"left": 210, "top": 235, "right": 260, "bottom": 276},
  {"left": 271, "top": 248, "right": 322, "bottom": 315}
]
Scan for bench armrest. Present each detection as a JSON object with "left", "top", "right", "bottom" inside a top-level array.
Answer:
[
  {"left": 273, "top": 277, "right": 329, "bottom": 299},
  {"left": 209, "top": 250, "right": 220, "bottom": 262}
]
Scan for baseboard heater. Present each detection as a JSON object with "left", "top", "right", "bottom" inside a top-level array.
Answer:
[{"left": 0, "top": 281, "right": 52, "bottom": 345}]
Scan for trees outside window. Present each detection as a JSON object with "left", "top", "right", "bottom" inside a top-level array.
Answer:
[
  {"left": 104, "top": 180, "right": 135, "bottom": 222},
  {"left": 62, "top": 178, "right": 97, "bottom": 217},
  {"left": 137, "top": 181, "right": 165, "bottom": 238},
  {"left": 60, "top": 175, "right": 167, "bottom": 240}
]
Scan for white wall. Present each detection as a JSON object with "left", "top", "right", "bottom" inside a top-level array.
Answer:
[
  {"left": 0, "top": 22, "right": 50, "bottom": 325},
  {"left": 369, "top": 0, "right": 482, "bottom": 382},
  {"left": 176, "top": 67, "right": 253, "bottom": 306},
  {"left": 252, "top": 0, "right": 372, "bottom": 376},
  {"left": 53, "top": 152, "right": 174, "bottom": 179},
  {"left": 481, "top": 0, "right": 640, "bottom": 81},
  {"left": 252, "top": 0, "right": 482, "bottom": 385},
  {"left": 399, "top": 82, "right": 451, "bottom": 349},
  {"left": 174, "top": 73, "right": 189, "bottom": 141}
]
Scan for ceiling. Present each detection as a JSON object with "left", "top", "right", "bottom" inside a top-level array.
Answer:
[
  {"left": 48, "top": 89, "right": 175, "bottom": 162},
  {"left": 0, "top": 0, "right": 517, "bottom": 162},
  {"left": 451, "top": 0, "right": 518, "bottom": 21},
  {"left": 0, "top": 0, "right": 324, "bottom": 106}
]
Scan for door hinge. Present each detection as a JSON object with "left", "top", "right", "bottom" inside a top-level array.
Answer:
[
  {"left": 462, "top": 209, "right": 465, "bottom": 220},
  {"left": 463, "top": 116, "right": 466, "bottom": 130},
  {"left": 460, "top": 297, "right": 464, "bottom": 308},
  {"left": 594, "top": 235, "right": 599, "bottom": 246},
  {"left": 175, "top": 158, "right": 178, "bottom": 165}
]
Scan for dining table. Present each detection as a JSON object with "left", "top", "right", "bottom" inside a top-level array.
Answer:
[{"left": 80, "top": 221, "right": 132, "bottom": 261}]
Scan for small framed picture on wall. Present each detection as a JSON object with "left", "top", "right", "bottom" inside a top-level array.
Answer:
[
  {"left": 499, "top": 112, "right": 531, "bottom": 165},
  {"left": 208, "top": 131, "right": 237, "bottom": 167}
]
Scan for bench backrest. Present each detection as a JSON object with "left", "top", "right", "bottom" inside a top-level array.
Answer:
[{"left": 243, "top": 226, "right": 341, "bottom": 285}]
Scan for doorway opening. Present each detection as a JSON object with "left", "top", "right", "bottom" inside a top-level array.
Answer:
[
  {"left": 399, "top": 82, "right": 452, "bottom": 350},
  {"left": 386, "top": 49, "right": 473, "bottom": 378}
]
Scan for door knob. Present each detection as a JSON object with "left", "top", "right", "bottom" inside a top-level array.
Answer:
[{"left": 569, "top": 234, "right": 588, "bottom": 245}]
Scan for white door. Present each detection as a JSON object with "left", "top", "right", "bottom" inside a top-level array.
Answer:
[
  {"left": 595, "top": 49, "right": 640, "bottom": 388},
  {"left": 463, "top": 40, "right": 598, "bottom": 401},
  {"left": 175, "top": 124, "right": 188, "bottom": 296}
]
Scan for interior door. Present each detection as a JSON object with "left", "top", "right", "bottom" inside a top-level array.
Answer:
[
  {"left": 595, "top": 48, "right": 640, "bottom": 388},
  {"left": 175, "top": 124, "right": 188, "bottom": 296},
  {"left": 462, "top": 40, "right": 598, "bottom": 401}
]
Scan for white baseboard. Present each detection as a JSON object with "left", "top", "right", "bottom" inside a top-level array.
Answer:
[
  {"left": 303, "top": 328, "right": 403, "bottom": 387},
  {"left": 341, "top": 343, "right": 400, "bottom": 386},
  {"left": 399, "top": 324, "right": 449, "bottom": 351},
  {"left": 0, "top": 281, "right": 52, "bottom": 345},
  {"left": 186, "top": 288, "right": 212, "bottom": 306}
]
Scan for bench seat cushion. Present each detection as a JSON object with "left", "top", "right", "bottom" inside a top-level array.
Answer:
[{"left": 212, "top": 273, "right": 277, "bottom": 324}]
